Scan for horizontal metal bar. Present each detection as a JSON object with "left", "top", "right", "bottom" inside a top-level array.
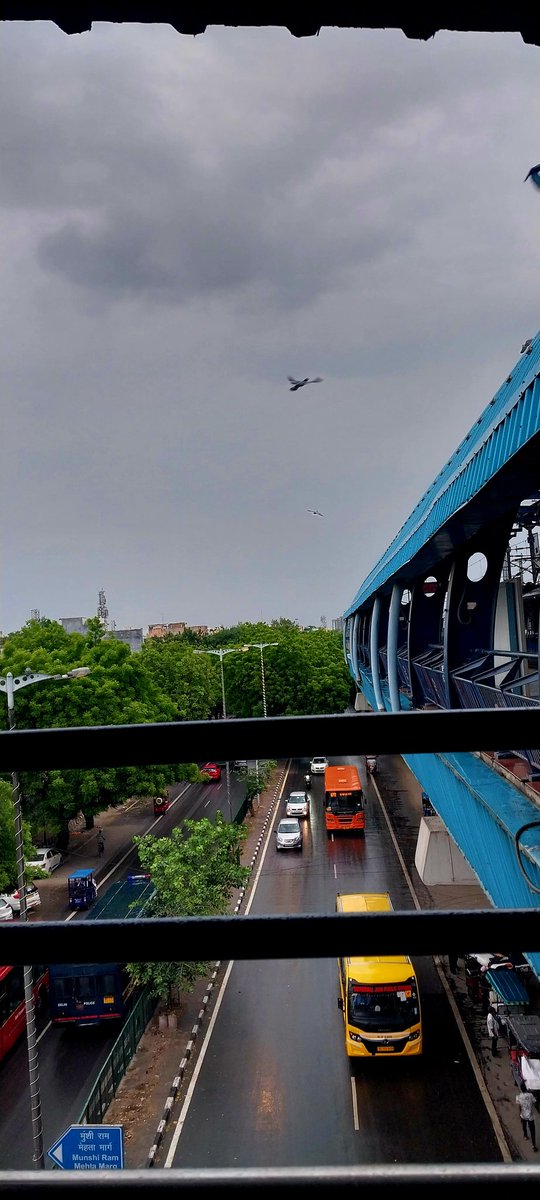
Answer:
[
  {"left": 2, "top": 910, "right": 539, "bottom": 964},
  {"left": 1, "top": 708, "right": 540, "bottom": 770},
  {"left": 2, "top": 1164, "right": 540, "bottom": 1193}
]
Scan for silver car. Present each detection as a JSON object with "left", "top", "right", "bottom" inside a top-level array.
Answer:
[
  {"left": 276, "top": 818, "right": 303, "bottom": 851},
  {"left": 310, "top": 756, "right": 328, "bottom": 774},
  {"left": 285, "top": 791, "right": 310, "bottom": 819}
]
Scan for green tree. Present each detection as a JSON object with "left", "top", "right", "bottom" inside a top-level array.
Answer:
[
  {"left": 140, "top": 637, "right": 220, "bottom": 719},
  {"left": 242, "top": 761, "right": 277, "bottom": 809},
  {"left": 204, "top": 621, "right": 351, "bottom": 718},
  {"left": 128, "top": 815, "right": 249, "bottom": 1002},
  {"left": 0, "top": 780, "right": 37, "bottom": 891},
  {"left": 0, "top": 619, "right": 188, "bottom": 849}
]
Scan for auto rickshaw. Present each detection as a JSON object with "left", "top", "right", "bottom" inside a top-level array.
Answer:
[
  {"left": 67, "top": 868, "right": 98, "bottom": 910},
  {"left": 505, "top": 1013, "right": 540, "bottom": 1098},
  {"left": 153, "top": 796, "right": 170, "bottom": 816}
]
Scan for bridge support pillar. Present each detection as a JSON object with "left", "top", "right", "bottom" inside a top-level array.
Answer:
[{"left": 414, "top": 815, "right": 477, "bottom": 885}]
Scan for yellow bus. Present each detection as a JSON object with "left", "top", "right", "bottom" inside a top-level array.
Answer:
[{"left": 336, "top": 892, "right": 422, "bottom": 1058}]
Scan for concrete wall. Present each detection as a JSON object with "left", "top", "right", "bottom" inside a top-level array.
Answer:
[{"left": 415, "top": 815, "right": 478, "bottom": 885}]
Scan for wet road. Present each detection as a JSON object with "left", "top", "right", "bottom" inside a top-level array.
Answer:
[{"left": 164, "top": 757, "right": 504, "bottom": 1167}]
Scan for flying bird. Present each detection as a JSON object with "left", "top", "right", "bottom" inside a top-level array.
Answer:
[
  {"left": 288, "top": 376, "right": 323, "bottom": 391},
  {"left": 308, "top": 508, "right": 324, "bottom": 517},
  {"left": 524, "top": 165, "right": 540, "bottom": 188}
]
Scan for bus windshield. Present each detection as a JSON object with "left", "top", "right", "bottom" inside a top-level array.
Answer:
[
  {"left": 348, "top": 979, "right": 420, "bottom": 1031},
  {"left": 327, "top": 792, "right": 363, "bottom": 814}
]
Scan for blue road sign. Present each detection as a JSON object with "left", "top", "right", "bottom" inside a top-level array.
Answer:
[{"left": 47, "top": 1125, "right": 124, "bottom": 1170}]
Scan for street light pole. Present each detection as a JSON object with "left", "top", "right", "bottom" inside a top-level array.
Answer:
[
  {"left": 0, "top": 666, "right": 91, "bottom": 1169},
  {"left": 242, "top": 642, "right": 279, "bottom": 794},
  {"left": 194, "top": 647, "right": 248, "bottom": 822},
  {"left": 217, "top": 654, "right": 232, "bottom": 823}
]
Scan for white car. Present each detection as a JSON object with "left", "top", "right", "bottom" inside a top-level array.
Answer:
[
  {"left": 275, "top": 818, "right": 303, "bottom": 851},
  {"left": 310, "top": 756, "right": 328, "bottom": 774},
  {"left": 0, "top": 899, "right": 14, "bottom": 922},
  {"left": 26, "top": 846, "right": 63, "bottom": 875},
  {"left": 285, "top": 791, "right": 310, "bottom": 819},
  {"left": 0, "top": 884, "right": 41, "bottom": 914}
]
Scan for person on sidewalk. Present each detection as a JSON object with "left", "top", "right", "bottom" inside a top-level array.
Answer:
[
  {"left": 516, "top": 1082, "right": 538, "bottom": 1150},
  {"left": 96, "top": 829, "right": 105, "bottom": 858},
  {"left": 486, "top": 1006, "right": 500, "bottom": 1055}
]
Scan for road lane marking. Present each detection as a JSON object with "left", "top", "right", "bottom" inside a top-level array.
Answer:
[{"left": 351, "top": 1075, "right": 359, "bottom": 1131}]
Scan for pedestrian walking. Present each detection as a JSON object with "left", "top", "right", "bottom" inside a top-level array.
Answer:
[
  {"left": 516, "top": 1082, "right": 538, "bottom": 1150},
  {"left": 486, "top": 1005, "right": 500, "bottom": 1055},
  {"left": 96, "top": 829, "right": 105, "bottom": 858}
]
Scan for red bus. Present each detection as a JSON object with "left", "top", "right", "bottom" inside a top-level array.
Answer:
[
  {"left": 0, "top": 964, "right": 49, "bottom": 1064},
  {"left": 324, "top": 764, "right": 365, "bottom": 835}
]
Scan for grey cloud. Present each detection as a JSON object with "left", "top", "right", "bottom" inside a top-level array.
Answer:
[
  {"left": 2, "top": 25, "right": 539, "bottom": 637},
  {"left": 36, "top": 193, "right": 403, "bottom": 307}
]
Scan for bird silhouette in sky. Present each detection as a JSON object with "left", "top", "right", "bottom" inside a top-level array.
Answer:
[
  {"left": 524, "top": 165, "right": 540, "bottom": 188},
  {"left": 308, "top": 508, "right": 324, "bottom": 517},
  {"left": 288, "top": 376, "right": 323, "bottom": 391}
]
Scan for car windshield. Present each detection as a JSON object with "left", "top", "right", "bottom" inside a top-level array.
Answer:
[{"left": 279, "top": 821, "right": 299, "bottom": 833}]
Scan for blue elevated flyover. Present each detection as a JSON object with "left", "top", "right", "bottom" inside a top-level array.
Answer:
[{"left": 342, "top": 333, "right": 540, "bottom": 979}]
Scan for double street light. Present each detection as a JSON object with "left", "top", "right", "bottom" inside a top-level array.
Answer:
[
  {"left": 0, "top": 665, "right": 91, "bottom": 1169},
  {"left": 242, "top": 642, "right": 279, "bottom": 798},
  {"left": 194, "top": 646, "right": 249, "bottom": 821},
  {"left": 195, "top": 643, "right": 278, "bottom": 813}
]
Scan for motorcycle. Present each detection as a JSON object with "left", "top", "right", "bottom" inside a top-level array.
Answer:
[
  {"left": 421, "top": 791, "right": 435, "bottom": 816},
  {"left": 304, "top": 772, "right": 311, "bottom": 789}
]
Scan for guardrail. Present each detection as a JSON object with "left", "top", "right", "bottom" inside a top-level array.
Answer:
[{"left": 77, "top": 988, "right": 157, "bottom": 1126}]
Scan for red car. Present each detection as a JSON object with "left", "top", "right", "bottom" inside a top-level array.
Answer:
[{"left": 201, "top": 762, "right": 222, "bottom": 781}]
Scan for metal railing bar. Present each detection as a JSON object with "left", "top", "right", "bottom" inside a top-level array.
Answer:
[
  {"left": 1, "top": 707, "right": 540, "bottom": 770},
  {"left": 2, "top": 910, "right": 540, "bottom": 964},
  {"left": 2, "top": 1163, "right": 540, "bottom": 1193}
]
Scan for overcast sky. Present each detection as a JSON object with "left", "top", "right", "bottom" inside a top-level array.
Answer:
[{"left": 1, "top": 22, "right": 539, "bottom": 636}]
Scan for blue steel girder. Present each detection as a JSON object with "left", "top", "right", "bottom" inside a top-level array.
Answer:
[
  {"left": 346, "top": 506, "right": 516, "bottom": 712},
  {"left": 443, "top": 512, "right": 517, "bottom": 708},
  {"left": 403, "top": 748, "right": 540, "bottom": 979},
  {"left": 354, "top": 669, "right": 540, "bottom": 976},
  {"left": 344, "top": 333, "right": 540, "bottom": 617}
]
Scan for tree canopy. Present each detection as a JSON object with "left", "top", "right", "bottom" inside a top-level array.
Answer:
[
  {"left": 0, "top": 619, "right": 183, "bottom": 845},
  {"left": 141, "top": 618, "right": 352, "bottom": 719},
  {"left": 0, "top": 780, "right": 36, "bottom": 891},
  {"left": 0, "top": 615, "right": 351, "bottom": 855},
  {"left": 128, "top": 815, "right": 249, "bottom": 999}
]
